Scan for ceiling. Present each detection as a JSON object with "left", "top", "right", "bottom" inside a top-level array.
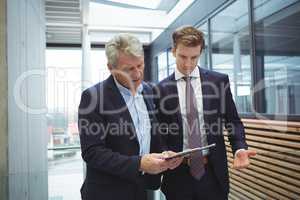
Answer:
[
  {"left": 92, "top": 0, "right": 179, "bottom": 12},
  {"left": 45, "top": 0, "right": 193, "bottom": 45}
]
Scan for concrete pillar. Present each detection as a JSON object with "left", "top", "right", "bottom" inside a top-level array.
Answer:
[
  {"left": 5, "top": 0, "right": 47, "bottom": 199},
  {"left": 0, "top": 0, "right": 8, "bottom": 199}
]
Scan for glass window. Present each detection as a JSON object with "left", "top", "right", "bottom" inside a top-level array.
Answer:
[
  {"left": 157, "top": 51, "right": 168, "bottom": 81},
  {"left": 46, "top": 48, "right": 83, "bottom": 200},
  {"left": 254, "top": 0, "right": 300, "bottom": 115},
  {"left": 90, "top": 48, "right": 110, "bottom": 85},
  {"left": 198, "top": 22, "right": 209, "bottom": 69},
  {"left": 211, "top": 0, "right": 252, "bottom": 113}
]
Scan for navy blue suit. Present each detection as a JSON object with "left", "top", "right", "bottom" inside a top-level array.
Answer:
[
  {"left": 155, "top": 67, "right": 248, "bottom": 199},
  {"left": 78, "top": 75, "right": 162, "bottom": 200}
]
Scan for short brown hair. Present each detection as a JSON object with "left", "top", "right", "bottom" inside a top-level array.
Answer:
[{"left": 172, "top": 26, "right": 205, "bottom": 50}]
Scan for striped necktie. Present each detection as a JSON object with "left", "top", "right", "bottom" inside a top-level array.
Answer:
[{"left": 183, "top": 76, "right": 205, "bottom": 180}]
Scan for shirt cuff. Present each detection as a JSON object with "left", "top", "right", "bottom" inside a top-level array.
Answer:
[{"left": 235, "top": 149, "right": 246, "bottom": 157}]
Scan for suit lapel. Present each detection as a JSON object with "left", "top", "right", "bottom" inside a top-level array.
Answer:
[
  {"left": 199, "top": 67, "right": 213, "bottom": 143},
  {"left": 169, "top": 73, "right": 182, "bottom": 129},
  {"left": 142, "top": 82, "right": 155, "bottom": 124},
  {"left": 199, "top": 68, "right": 211, "bottom": 120},
  {"left": 142, "top": 83, "right": 159, "bottom": 153},
  {"left": 168, "top": 73, "right": 184, "bottom": 149},
  {"left": 104, "top": 76, "right": 139, "bottom": 147}
]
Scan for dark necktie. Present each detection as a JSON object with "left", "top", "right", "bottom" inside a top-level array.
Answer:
[{"left": 184, "top": 76, "right": 205, "bottom": 180}]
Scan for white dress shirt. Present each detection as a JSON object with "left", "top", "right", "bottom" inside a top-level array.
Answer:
[
  {"left": 175, "top": 67, "right": 209, "bottom": 155},
  {"left": 175, "top": 67, "right": 245, "bottom": 157}
]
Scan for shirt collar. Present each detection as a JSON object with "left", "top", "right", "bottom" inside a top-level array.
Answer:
[
  {"left": 174, "top": 66, "right": 200, "bottom": 80},
  {"left": 113, "top": 76, "right": 143, "bottom": 96}
]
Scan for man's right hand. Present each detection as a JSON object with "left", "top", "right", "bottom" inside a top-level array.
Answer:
[{"left": 139, "top": 153, "right": 169, "bottom": 174}]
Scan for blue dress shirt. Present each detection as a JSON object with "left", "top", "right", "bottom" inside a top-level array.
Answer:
[{"left": 114, "top": 78, "right": 151, "bottom": 156}]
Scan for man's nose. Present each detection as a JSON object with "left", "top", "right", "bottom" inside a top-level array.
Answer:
[
  {"left": 184, "top": 59, "right": 194, "bottom": 67},
  {"left": 131, "top": 68, "right": 141, "bottom": 79}
]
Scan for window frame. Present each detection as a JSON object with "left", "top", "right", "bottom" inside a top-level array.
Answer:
[{"left": 155, "top": 0, "right": 300, "bottom": 120}]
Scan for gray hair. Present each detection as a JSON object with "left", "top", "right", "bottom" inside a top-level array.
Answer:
[{"left": 105, "top": 33, "right": 144, "bottom": 68}]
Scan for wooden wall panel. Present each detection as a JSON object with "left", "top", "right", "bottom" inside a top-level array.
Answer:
[{"left": 227, "top": 119, "right": 300, "bottom": 200}]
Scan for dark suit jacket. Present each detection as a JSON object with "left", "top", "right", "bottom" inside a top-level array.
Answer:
[
  {"left": 78, "top": 75, "right": 162, "bottom": 200},
  {"left": 154, "top": 67, "right": 248, "bottom": 195}
]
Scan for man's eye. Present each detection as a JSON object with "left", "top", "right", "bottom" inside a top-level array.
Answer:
[{"left": 124, "top": 66, "right": 134, "bottom": 71}]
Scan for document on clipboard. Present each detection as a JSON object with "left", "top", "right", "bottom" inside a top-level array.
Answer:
[{"left": 164, "top": 143, "right": 216, "bottom": 160}]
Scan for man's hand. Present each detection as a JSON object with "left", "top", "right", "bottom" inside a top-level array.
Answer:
[
  {"left": 140, "top": 153, "right": 169, "bottom": 174},
  {"left": 233, "top": 149, "right": 256, "bottom": 169},
  {"left": 162, "top": 151, "right": 183, "bottom": 170}
]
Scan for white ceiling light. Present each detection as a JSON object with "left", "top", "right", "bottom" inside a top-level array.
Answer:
[{"left": 108, "top": 0, "right": 162, "bottom": 9}]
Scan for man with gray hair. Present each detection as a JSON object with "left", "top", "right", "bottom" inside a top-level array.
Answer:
[{"left": 78, "top": 33, "right": 181, "bottom": 200}]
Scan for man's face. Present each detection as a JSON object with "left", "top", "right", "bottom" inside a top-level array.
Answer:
[
  {"left": 172, "top": 43, "right": 202, "bottom": 75},
  {"left": 110, "top": 52, "right": 144, "bottom": 91}
]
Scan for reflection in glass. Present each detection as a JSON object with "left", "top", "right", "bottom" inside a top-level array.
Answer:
[
  {"left": 46, "top": 48, "right": 83, "bottom": 200},
  {"left": 46, "top": 49, "right": 82, "bottom": 149},
  {"left": 254, "top": 0, "right": 300, "bottom": 114},
  {"left": 211, "top": 0, "right": 252, "bottom": 113}
]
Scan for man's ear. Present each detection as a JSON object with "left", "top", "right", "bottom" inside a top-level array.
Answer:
[
  {"left": 107, "top": 63, "right": 113, "bottom": 71},
  {"left": 171, "top": 47, "right": 176, "bottom": 57},
  {"left": 200, "top": 45, "right": 204, "bottom": 54}
]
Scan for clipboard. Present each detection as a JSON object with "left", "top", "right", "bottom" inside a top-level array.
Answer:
[{"left": 164, "top": 143, "right": 216, "bottom": 160}]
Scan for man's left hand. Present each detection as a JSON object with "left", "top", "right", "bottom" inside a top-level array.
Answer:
[
  {"left": 233, "top": 149, "right": 256, "bottom": 169},
  {"left": 162, "top": 151, "right": 183, "bottom": 170}
]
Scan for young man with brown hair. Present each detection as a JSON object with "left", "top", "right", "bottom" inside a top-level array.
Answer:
[{"left": 155, "top": 26, "right": 256, "bottom": 200}]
